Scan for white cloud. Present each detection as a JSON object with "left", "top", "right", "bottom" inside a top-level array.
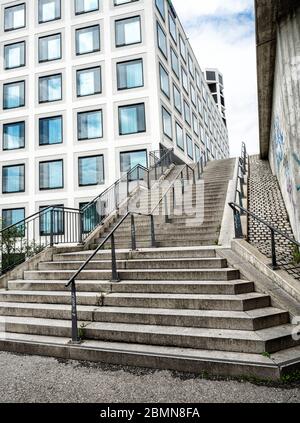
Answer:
[{"left": 172, "top": 0, "right": 259, "bottom": 157}]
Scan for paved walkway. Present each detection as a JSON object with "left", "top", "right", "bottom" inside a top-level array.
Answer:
[{"left": 0, "top": 352, "right": 299, "bottom": 403}]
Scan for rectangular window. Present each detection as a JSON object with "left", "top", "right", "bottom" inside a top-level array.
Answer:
[
  {"left": 119, "top": 103, "right": 145, "bottom": 135},
  {"left": 190, "top": 84, "right": 196, "bottom": 106},
  {"left": 159, "top": 63, "right": 170, "bottom": 98},
  {"left": 155, "top": 0, "right": 165, "bottom": 19},
  {"left": 39, "top": 160, "right": 63, "bottom": 190},
  {"left": 4, "top": 41, "right": 25, "bottom": 69},
  {"left": 173, "top": 84, "right": 182, "bottom": 114},
  {"left": 3, "top": 121, "right": 25, "bottom": 150},
  {"left": 75, "top": 0, "right": 99, "bottom": 14},
  {"left": 4, "top": 3, "right": 25, "bottom": 31},
  {"left": 120, "top": 150, "right": 147, "bottom": 174},
  {"left": 78, "top": 155, "right": 104, "bottom": 186},
  {"left": 181, "top": 67, "right": 188, "bottom": 93},
  {"left": 76, "top": 25, "right": 100, "bottom": 55},
  {"left": 184, "top": 101, "right": 191, "bottom": 126},
  {"left": 157, "top": 22, "right": 167, "bottom": 58},
  {"left": 76, "top": 67, "right": 101, "bottom": 97},
  {"left": 2, "top": 164, "right": 25, "bottom": 193},
  {"left": 115, "top": 16, "right": 141, "bottom": 47},
  {"left": 195, "top": 144, "right": 200, "bottom": 162},
  {"left": 186, "top": 134, "right": 193, "bottom": 159},
  {"left": 168, "top": 12, "right": 177, "bottom": 43},
  {"left": 3, "top": 81, "right": 25, "bottom": 109},
  {"left": 175, "top": 123, "right": 184, "bottom": 151},
  {"left": 117, "top": 59, "right": 143, "bottom": 90},
  {"left": 188, "top": 54, "right": 194, "bottom": 78},
  {"left": 179, "top": 34, "right": 186, "bottom": 61},
  {"left": 39, "top": 116, "right": 63, "bottom": 145},
  {"left": 39, "top": 33, "right": 61, "bottom": 62},
  {"left": 198, "top": 96, "right": 203, "bottom": 116},
  {"left": 192, "top": 114, "right": 199, "bottom": 137},
  {"left": 114, "top": 0, "right": 138, "bottom": 5},
  {"left": 39, "top": 74, "right": 62, "bottom": 103},
  {"left": 77, "top": 110, "right": 103, "bottom": 140},
  {"left": 38, "top": 0, "right": 61, "bottom": 23},
  {"left": 170, "top": 48, "right": 179, "bottom": 78},
  {"left": 196, "top": 70, "right": 201, "bottom": 90},
  {"left": 162, "top": 106, "right": 172, "bottom": 140},
  {"left": 39, "top": 205, "right": 64, "bottom": 236},
  {"left": 2, "top": 208, "right": 25, "bottom": 229}
]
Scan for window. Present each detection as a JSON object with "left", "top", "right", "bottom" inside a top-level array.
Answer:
[
  {"left": 173, "top": 84, "right": 182, "bottom": 114},
  {"left": 159, "top": 64, "right": 170, "bottom": 98},
  {"left": 170, "top": 48, "right": 179, "bottom": 79},
  {"left": 79, "top": 202, "right": 102, "bottom": 233},
  {"left": 3, "top": 121, "right": 25, "bottom": 150},
  {"left": 39, "top": 33, "right": 61, "bottom": 62},
  {"left": 115, "top": 16, "right": 141, "bottom": 47},
  {"left": 39, "top": 160, "right": 63, "bottom": 190},
  {"left": 196, "top": 70, "right": 201, "bottom": 90},
  {"left": 4, "top": 4, "right": 25, "bottom": 31},
  {"left": 39, "top": 205, "right": 64, "bottom": 236},
  {"left": 192, "top": 114, "right": 199, "bottom": 136},
  {"left": 38, "top": 0, "right": 61, "bottom": 23},
  {"left": 168, "top": 13, "right": 177, "bottom": 42},
  {"left": 39, "top": 116, "right": 62, "bottom": 145},
  {"left": 77, "top": 67, "right": 101, "bottom": 97},
  {"left": 179, "top": 34, "right": 186, "bottom": 61},
  {"left": 175, "top": 122, "right": 184, "bottom": 151},
  {"left": 157, "top": 22, "right": 167, "bottom": 58},
  {"left": 195, "top": 144, "right": 200, "bottom": 162},
  {"left": 75, "top": 0, "right": 99, "bottom": 14},
  {"left": 39, "top": 74, "right": 62, "bottom": 103},
  {"left": 206, "top": 70, "right": 216, "bottom": 81},
  {"left": 198, "top": 96, "right": 203, "bottom": 116},
  {"left": 117, "top": 59, "right": 143, "bottom": 90},
  {"left": 114, "top": 0, "right": 138, "bottom": 5},
  {"left": 76, "top": 25, "right": 100, "bottom": 55},
  {"left": 3, "top": 81, "right": 25, "bottom": 109},
  {"left": 2, "top": 164, "right": 25, "bottom": 193},
  {"left": 181, "top": 67, "right": 188, "bottom": 93},
  {"left": 2, "top": 208, "right": 25, "bottom": 229},
  {"left": 78, "top": 155, "right": 104, "bottom": 186},
  {"left": 4, "top": 41, "right": 25, "bottom": 69},
  {"left": 119, "top": 103, "right": 145, "bottom": 135},
  {"left": 155, "top": 0, "right": 165, "bottom": 19},
  {"left": 190, "top": 84, "right": 196, "bottom": 106},
  {"left": 162, "top": 106, "right": 172, "bottom": 139},
  {"left": 120, "top": 150, "right": 147, "bottom": 174},
  {"left": 186, "top": 134, "right": 193, "bottom": 159},
  {"left": 184, "top": 101, "right": 191, "bottom": 126},
  {"left": 77, "top": 110, "right": 103, "bottom": 140},
  {"left": 188, "top": 54, "right": 194, "bottom": 77}
]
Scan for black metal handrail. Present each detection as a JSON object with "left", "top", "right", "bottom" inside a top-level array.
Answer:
[
  {"left": 233, "top": 142, "right": 248, "bottom": 210},
  {"left": 229, "top": 202, "right": 300, "bottom": 270}
]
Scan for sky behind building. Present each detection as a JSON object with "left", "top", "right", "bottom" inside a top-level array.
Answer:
[{"left": 172, "top": 0, "right": 259, "bottom": 156}]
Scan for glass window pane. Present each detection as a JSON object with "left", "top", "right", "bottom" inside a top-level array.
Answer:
[
  {"left": 119, "top": 104, "right": 145, "bottom": 135},
  {"left": 159, "top": 63, "right": 170, "bottom": 97},
  {"left": 75, "top": 0, "right": 99, "bottom": 14},
  {"left": 117, "top": 59, "right": 143, "bottom": 90},
  {"left": 4, "top": 4, "right": 25, "bottom": 31},
  {"left": 39, "top": 205, "right": 64, "bottom": 235},
  {"left": 39, "top": 116, "right": 62, "bottom": 145},
  {"left": 78, "top": 155, "right": 104, "bottom": 186},
  {"left": 39, "top": 34, "right": 61, "bottom": 62},
  {"left": 4, "top": 42, "right": 25, "bottom": 69},
  {"left": 39, "top": 74, "right": 62, "bottom": 102},
  {"left": 181, "top": 68, "right": 188, "bottom": 92},
  {"left": 162, "top": 107, "right": 172, "bottom": 139},
  {"left": 2, "top": 208, "right": 25, "bottom": 229},
  {"left": 78, "top": 110, "right": 103, "bottom": 140},
  {"left": 77, "top": 67, "right": 101, "bottom": 96},
  {"left": 76, "top": 25, "right": 100, "bottom": 55},
  {"left": 3, "top": 81, "right": 25, "bottom": 109},
  {"left": 39, "top": 0, "right": 61, "bottom": 23},
  {"left": 155, "top": 0, "right": 165, "bottom": 19},
  {"left": 3, "top": 121, "right": 25, "bottom": 150},
  {"left": 39, "top": 160, "right": 63, "bottom": 189},
  {"left": 157, "top": 22, "right": 167, "bottom": 58},
  {"left": 171, "top": 48, "right": 179, "bottom": 78},
  {"left": 184, "top": 101, "right": 191, "bottom": 126},
  {"left": 168, "top": 13, "right": 177, "bottom": 42},
  {"left": 173, "top": 84, "right": 182, "bottom": 113},
  {"left": 186, "top": 134, "right": 193, "bottom": 158},
  {"left": 176, "top": 123, "right": 184, "bottom": 151},
  {"left": 120, "top": 150, "right": 147, "bottom": 173},
  {"left": 115, "top": 17, "right": 141, "bottom": 47},
  {"left": 2, "top": 164, "right": 25, "bottom": 193}
]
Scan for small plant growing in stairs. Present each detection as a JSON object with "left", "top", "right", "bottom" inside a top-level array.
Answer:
[
  {"left": 78, "top": 323, "right": 88, "bottom": 340},
  {"left": 261, "top": 352, "right": 271, "bottom": 359}
]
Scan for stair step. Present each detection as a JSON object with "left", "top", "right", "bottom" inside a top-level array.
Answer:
[{"left": 0, "top": 291, "right": 100, "bottom": 306}]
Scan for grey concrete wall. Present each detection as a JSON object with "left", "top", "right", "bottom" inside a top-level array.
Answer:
[{"left": 269, "top": 7, "right": 300, "bottom": 241}]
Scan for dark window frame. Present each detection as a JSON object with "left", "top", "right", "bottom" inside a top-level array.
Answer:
[
  {"left": 38, "top": 33, "right": 62, "bottom": 63},
  {"left": 39, "top": 115, "right": 63, "bottom": 146},
  {"left": 38, "top": 0, "right": 61, "bottom": 24},
  {"left": 39, "top": 159, "right": 64, "bottom": 191},
  {"left": 75, "top": 24, "right": 101, "bottom": 56},
  {"left": 78, "top": 154, "right": 105, "bottom": 187},
  {"left": 116, "top": 58, "right": 144, "bottom": 91},
  {"left": 4, "top": 3, "right": 26, "bottom": 32},
  {"left": 115, "top": 15, "right": 142, "bottom": 48},
  {"left": 77, "top": 109, "right": 103, "bottom": 141},
  {"left": 2, "top": 163, "right": 25, "bottom": 194},
  {"left": 161, "top": 105, "right": 173, "bottom": 141},
  {"left": 38, "top": 73, "right": 62, "bottom": 104},
  {"left": 75, "top": 0, "right": 100, "bottom": 15},
  {"left": 4, "top": 40, "right": 26, "bottom": 70},
  {"left": 3, "top": 120, "right": 25, "bottom": 151},
  {"left": 156, "top": 21, "right": 168, "bottom": 60},
  {"left": 118, "top": 102, "right": 146, "bottom": 136},
  {"left": 76, "top": 66, "right": 102, "bottom": 97},
  {"left": 3, "top": 80, "right": 25, "bottom": 110}
]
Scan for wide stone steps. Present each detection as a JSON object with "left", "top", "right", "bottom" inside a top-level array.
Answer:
[{"left": 0, "top": 316, "right": 297, "bottom": 354}]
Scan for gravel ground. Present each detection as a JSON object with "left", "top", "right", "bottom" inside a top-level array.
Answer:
[{"left": 0, "top": 352, "right": 299, "bottom": 403}]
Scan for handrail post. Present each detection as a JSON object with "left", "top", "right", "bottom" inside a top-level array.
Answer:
[
  {"left": 147, "top": 171, "right": 150, "bottom": 189},
  {"left": 150, "top": 215, "right": 156, "bottom": 248},
  {"left": 192, "top": 168, "right": 196, "bottom": 185},
  {"left": 127, "top": 172, "right": 129, "bottom": 197},
  {"left": 70, "top": 279, "right": 80, "bottom": 344},
  {"left": 181, "top": 171, "right": 184, "bottom": 195},
  {"left": 50, "top": 208, "right": 54, "bottom": 247},
  {"left": 186, "top": 165, "right": 189, "bottom": 180},
  {"left": 172, "top": 185, "right": 176, "bottom": 209},
  {"left": 78, "top": 211, "right": 83, "bottom": 243},
  {"left": 155, "top": 162, "right": 158, "bottom": 180},
  {"left": 270, "top": 228, "right": 278, "bottom": 270},
  {"left": 114, "top": 182, "right": 118, "bottom": 211},
  {"left": 110, "top": 233, "right": 119, "bottom": 282},
  {"left": 233, "top": 208, "right": 244, "bottom": 239},
  {"left": 131, "top": 214, "right": 137, "bottom": 251},
  {"left": 164, "top": 195, "right": 170, "bottom": 223}
]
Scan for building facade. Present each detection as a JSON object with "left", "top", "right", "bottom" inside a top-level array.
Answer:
[
  {"left": 0, "top": 0, "right": 229, "bottom": 229},
  {"left": 205, "top": 68, "right": 226, "bottom": 126}
]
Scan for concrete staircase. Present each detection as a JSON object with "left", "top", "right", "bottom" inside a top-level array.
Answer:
[{"left": 0, "top": 157, "right": 299, "bottom": 380}]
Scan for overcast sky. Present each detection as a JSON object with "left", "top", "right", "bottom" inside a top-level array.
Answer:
[{"left": 172, "top": 0, "right": 259, "bottom": 157}]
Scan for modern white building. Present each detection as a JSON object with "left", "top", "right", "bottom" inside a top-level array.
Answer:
[
  {"left": 0, "top": 0, "right": 229, "bottom": 230},
  {"left": 205, "top": 68, "right": 227, "bottom": 127}
]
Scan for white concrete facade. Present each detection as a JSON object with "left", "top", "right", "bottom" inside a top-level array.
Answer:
[
  {"left": 205, "top": 68, "right": 227, "bottom": 126},
  {"left": 0, "top": 0, "right": 229, "bottom": 223}
]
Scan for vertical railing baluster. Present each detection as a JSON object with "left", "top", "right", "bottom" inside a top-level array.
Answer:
[
  {"left": 50, "top": 208, "right": 54, "bottom": 247},
  {"left": 150, "top": 215, "right": 156, "bottom": 248},
  {"left": 131, "top": 214, "right": 137, "bottom": 251},
  {"left": 270, "top": 229, "right": 278, "bottom": 270},
  {"left": 71, "top": 279, "right": 80, "bottom": 343},
  {"left": 111, "top": 233, "right": 119, "bottom": 282}
]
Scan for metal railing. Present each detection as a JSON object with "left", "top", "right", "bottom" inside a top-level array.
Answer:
[
  {"left": 233, "top": 142, "right": 248, "bottom": 213},
  {"left": 65, "top": 151, "right": 208, "bottom": 343}
]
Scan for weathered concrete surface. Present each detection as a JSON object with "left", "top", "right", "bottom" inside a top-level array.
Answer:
[{"left": 0, "top": 352, "right": 299, "bottom": 403}]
